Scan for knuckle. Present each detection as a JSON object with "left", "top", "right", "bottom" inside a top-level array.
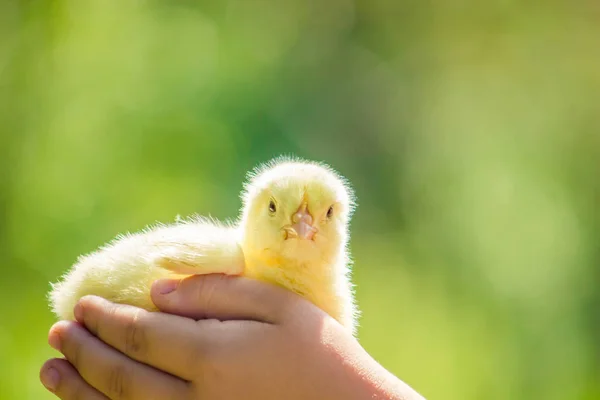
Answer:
[
  {"left": 80, "top": 300, "right": 100, "bottom": 336},
  {"left": 107, "top": 364, "right": 130, "bottom": 399},
  {"left": 68, "top": 336, "right": 84, "bottom": 371},
  {"left": 187, "top": 336, "right": 211, "bottom": 372},
  {"left": 190, "top": 320, "right": 224, "bottom": 369},
  {"left": 190, "top": 275, "right": 209, "bottom": 301},
  {"left": 73, "top": 383, "right": 92, "bottom": 400},
  {"left": 188, "top": 275, "right": 223, "bottom": 315},
  {"left": 204, "top": 275, "right": 226, "bottom": 304},
  {"left": 123, "top": 308, "right": 147, "bottom": 357}
]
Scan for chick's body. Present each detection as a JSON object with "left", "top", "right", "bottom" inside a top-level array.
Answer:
[
  {"left": 50, "top": 157, "right": 358, "bottom": 334},
  {"left": 50, "top": 220, "right": 244, "bottom": 319}
]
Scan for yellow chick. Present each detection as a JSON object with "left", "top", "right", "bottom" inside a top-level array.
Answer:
[{"left": 49, "top": 156, "right": 359, "bottom": 335}]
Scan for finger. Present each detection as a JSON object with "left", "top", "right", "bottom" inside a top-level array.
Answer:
[
  {"left": 48, "top": 320, "right": 191, "bottom": 400},
  {"left": 40, "top": 358, "right": 108, "bottom": 400},
  {"left": 150, "top": 273, "right": 299, "bottom": 323},
  {"left": 74, "top": 295, "right": 221, "bottom": 380}
]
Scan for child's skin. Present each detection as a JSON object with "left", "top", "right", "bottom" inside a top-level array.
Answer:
[{"left": 40, "top": 274, "right": 425, "bottom": 400}]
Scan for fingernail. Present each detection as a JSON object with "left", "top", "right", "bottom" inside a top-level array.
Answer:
[
  {"left": 154, "top": 279, "right": 179, "bottom": 295},
  {"left": 48, "top": 331, "right": 61, "bottom": 351},
  {"left": 41, "top": 367, "right": 60, "bottom": 392}
]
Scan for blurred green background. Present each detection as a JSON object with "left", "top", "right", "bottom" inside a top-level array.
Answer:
[{"left": 1, "top": 1, "right": 599, "bottom": 399}]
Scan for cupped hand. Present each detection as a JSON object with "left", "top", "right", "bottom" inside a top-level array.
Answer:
[{"left": 40, "top": 274, "right": 423, "bottom": 400}]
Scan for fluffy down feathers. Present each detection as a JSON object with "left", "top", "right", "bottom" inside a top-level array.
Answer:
[{"left": 49, "top": 156, "right": 359, "bottom": 335}]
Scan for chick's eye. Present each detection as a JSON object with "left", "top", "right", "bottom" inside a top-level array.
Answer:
[
  {"left": 269, "top": 200, "right": 277, "bottom": 214},
  {"left": 327, "top": 205, "right": 334, "bottom": 218}
]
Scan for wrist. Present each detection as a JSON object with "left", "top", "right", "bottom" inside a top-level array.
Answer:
[
  {"left": 347, "top": 344, "right": 425, "bottom": 400},
  {"left": 307, "top": 320, "right": 424, "bottom": 400},
  {"left": 369, "top": 368, "right": 425, "bottom": 400}
]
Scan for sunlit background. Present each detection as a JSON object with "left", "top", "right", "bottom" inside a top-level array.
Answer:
[{"left": 1, "top": 1, "right": 599, "bottom": 399}]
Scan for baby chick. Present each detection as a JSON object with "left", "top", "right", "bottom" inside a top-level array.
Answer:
[{"left": 49, "top": 156, "right": 359, "bottom": 335}]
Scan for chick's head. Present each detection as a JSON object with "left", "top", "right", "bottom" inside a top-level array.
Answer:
[{"left": 240, "top": 157, "right": 355, "bottom": 265}]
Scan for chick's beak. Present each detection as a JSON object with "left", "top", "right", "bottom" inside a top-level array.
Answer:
[{"left": 285, "top": 203, "right": 317, "bottom": 240}]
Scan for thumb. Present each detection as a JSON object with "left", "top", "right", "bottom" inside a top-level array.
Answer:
[{"left": 150, "top": 273, "right": 295, "bottom": 324}]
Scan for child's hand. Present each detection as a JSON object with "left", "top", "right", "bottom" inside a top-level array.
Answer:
[{"left": 40, "top": 274, "right": 424, "bottom": 400}]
